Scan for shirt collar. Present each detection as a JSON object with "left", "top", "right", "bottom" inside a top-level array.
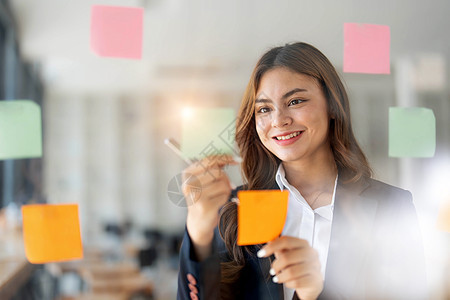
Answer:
[
  {"left": 315, "top": 174, "right": 338, "bottom": 220},
  {"left": 275, "top": 163, "right": 286, "bottom": 191},
  {"left": 275, "top": 163, "right": 338, "bottom": 221}
]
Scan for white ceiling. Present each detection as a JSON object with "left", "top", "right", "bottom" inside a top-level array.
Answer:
[{"left": 9, "top": 0, "right": 450, "bottom": 95}]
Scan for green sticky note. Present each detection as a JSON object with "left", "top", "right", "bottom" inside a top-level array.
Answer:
[
  {"left": 0, "top": 100, "right": 42, "bottom": 160},
  {"left": 389, "top": 107, "right": 436, "bottom": 157},
  {"left": 181, "top": 108, "right": 236, "bottom": 160}
]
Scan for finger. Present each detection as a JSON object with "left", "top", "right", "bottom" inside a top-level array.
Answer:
[
  {"left": 185, "top": 163, "right": 225, "bottom": 180},
  {"left": 186, "top": 274, "right": 197, "bottom": 285},
  {"left": 185, "top": 177, "right": 231, "bottom": 208},
  {"left": 271, "top": 247, "right": 320, "bottom": 275},
  {"left": 257, "top": 236, "right": 309, "bottom": 258},
  {"left": 196, "top": 186, "right": 230, "bottom": 212},
  {"left": 272, "top": 262, "right": 317, "bottom": 284},
  {"left": 184, "top": 155, "right": 239, "bottom": 175},
  {"left": 271, "top": 248, "right": 306, "bottom": 273},
  {"left": 185, "top": 179, "right": 231, "bottom": 210},
  {"left": 182, "top": 170, "right": 230, "bottom": 201},
  {"left": 183, "top": 165, "right": 229, "bottom": 191},
  {"left": 188, "top": 283, "right": 198, "bottom": 294},
  {"left": 201, "top": 155, "right": 240, "bottom": 168},
  {"left": 192, "top": 167, "right": 228, "bottom": 187},
  {"left": 285, "top": 272, "right": 323, "bottom": 292},
  {"left": 190, "top": 291, "right": 198, "bottom": 300},
  {"left": 201, "top": 179, "right": 232, "bottom": 202},
  {"left": 189, "top": 175, "right": 231, "bottom": 199}
]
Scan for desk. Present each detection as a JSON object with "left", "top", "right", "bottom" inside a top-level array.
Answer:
[
  {"left": 56, "top": 256, "right": 153, "bottom": 299},
  {"left": 81, "top": 262, "right": 139, "bottom": 279},
  {"left": 0, "top": 226, "right": 35, "bottom": 300},
  {"left": 0, "top": 259, "right": 35, "bottom": 300},
  {"left": 0, "top": 214, "right": 154, "bottom": 299},
  {"left": 79, "top": 261, "right": 153, "bottom": 297}
]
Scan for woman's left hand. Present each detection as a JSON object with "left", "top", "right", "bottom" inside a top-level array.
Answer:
[{"left": 258, "top": 236, "right": 323, "bottom": 300}]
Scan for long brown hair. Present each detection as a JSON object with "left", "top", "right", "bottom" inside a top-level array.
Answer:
[{"left": 218, "top": 42, "right": 372, "bottom": 284}]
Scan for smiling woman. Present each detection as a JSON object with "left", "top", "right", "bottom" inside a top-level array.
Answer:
[
  {"left": 254, "top": 69, "right": 331, "bottom": 169},
  {"left": 177, "top": 42, "right": 427, "bottom": 300}
]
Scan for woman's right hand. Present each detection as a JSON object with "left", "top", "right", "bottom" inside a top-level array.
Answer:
[{"left": 182, "top": 155, "right": 237, "bottom": 261}]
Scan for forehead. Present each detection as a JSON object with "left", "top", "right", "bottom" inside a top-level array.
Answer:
[{"left": 256, "top": 67, "right": 320, "bottom": 95}]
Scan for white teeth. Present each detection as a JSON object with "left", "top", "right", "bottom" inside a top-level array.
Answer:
[{"left": 276, "top": 131, "right": 301, "bottom": 140}]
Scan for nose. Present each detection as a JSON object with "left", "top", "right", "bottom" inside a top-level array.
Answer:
[{"left": 272, "top": 109, "right": 292, "bottom": 128}]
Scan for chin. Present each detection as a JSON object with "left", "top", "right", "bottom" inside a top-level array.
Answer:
[{"left": 273, "top": 152, "right": 304, "bottom": 163}]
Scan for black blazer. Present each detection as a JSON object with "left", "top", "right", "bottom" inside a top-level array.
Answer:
[{"left": 178, "top": 177, "right": 427, "bottom": 299}]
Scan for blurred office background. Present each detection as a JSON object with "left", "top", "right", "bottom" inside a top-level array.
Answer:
[{"left": 0, "top": 0, "right": 449, "bottom": 299}]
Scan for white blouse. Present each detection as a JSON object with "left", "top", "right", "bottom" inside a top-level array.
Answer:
[{"left": 275, "top": 164, "right": 338, "bottom": 300}]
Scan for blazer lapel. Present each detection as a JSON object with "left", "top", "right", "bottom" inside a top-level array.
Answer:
[
  {"left": 255, "top": 181, "right": 286, "bottom": 299},
  {"left": 255, "top": 255, "right": 284, "bottom": 299},
  {"left": 320, "top": 178, "right": 378, "bottom": 299}
]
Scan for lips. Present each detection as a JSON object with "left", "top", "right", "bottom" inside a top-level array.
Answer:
[
  {"left": 273, "top": 131, "right": 303, "bottom": 141},
  {"left": 271, "top": 131, "right": 304, "bottom": 146}
]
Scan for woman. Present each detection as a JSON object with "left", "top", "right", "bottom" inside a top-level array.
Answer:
[{"left": 178, "top": 42, "right": 426, "bottom": 300}]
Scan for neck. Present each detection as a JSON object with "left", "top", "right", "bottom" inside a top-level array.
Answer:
[{"left": 282, "top": 147, "right": 337, "bottom": 204}]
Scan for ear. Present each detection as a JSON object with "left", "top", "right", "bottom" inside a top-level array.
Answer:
[
  {"left": 327, "top": 101, "right": 336, "bottom": 120},
  {"left": 329, "top": 109, "right": 336, "bottom": 120},
  {"left": 329, "top": 105, "right": 337, "bottom": 120}
]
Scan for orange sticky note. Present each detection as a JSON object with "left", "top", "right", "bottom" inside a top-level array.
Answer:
[
  {"left": 22, "top": 204, "right": 83, "bottom": 264},
  {"left": 90, "top": 5, "right": 144, "bottom": 59},
  {"left": 237, "top": 190, "right": 289, "bottom": 246},
  {"left": 343, "top": 23, "right": 390, "bottom": 74}
]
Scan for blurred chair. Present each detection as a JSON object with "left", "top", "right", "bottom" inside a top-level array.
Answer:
[
  {"left": 138, "top": 247, "right": 157, "bottom": 268},
  {"left": 142, "top": 229, "right": 163, "bottom": 247}
]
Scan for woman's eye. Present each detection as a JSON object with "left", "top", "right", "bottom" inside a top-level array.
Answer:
[
  {"left": 256, "top": 107, "right": 271, "bottom": 113},
  {"left": 288, "top": 99, "right": 304, "bottom": 106}
]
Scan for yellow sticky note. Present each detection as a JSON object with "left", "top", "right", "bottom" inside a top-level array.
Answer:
[
  {"left": 22, "top": 204, "right": 83, "bottom": 264},
  {"left": 237, "top": 190, "right": 288, "bottom": 246}
]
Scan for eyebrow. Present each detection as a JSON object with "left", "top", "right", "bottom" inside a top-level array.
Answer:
[{"left": 255, "top": 88, "right": 308, "bottom": 103}]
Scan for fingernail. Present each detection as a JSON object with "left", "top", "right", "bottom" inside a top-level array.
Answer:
[
  {"left": 257, "top": 249, "right": 266, "bottom": 258},
  {"left": 233, "top": 156, "right": 243, "bottom": 163},
  {"left": 272, "top": 276, "right": 279, "bottom": 283},
  {"left": 269, "top": 268, "right": 276, "bottom": 276}
]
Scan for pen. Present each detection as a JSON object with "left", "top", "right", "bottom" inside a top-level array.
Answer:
[{"left": 164, "top": 138, "right": 193, "bottom": 165}]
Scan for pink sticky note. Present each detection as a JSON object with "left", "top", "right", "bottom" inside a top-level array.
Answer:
[
  {"left": 343, "top": 23, "right": 390, "bottom": 74},
  {"left": 90, "top": 5, "right": 143, "bottom": 59}
]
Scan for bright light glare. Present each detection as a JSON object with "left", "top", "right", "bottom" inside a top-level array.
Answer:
[{"left": 182, "top": 107, "right": 193, "bottom": 119}]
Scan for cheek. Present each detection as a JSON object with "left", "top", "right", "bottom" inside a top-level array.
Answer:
[
  {"left": 311, "top": 113, "right": 330, "bottom": 140},
  {"left": 317, "top": 110, "right": 330, "bottom": 131},
  {"left": 301, "top": 106, "right": 329, "bottom": 131},
  {"left": 255, "top": 117, "right": 268, "bottom": 139}
]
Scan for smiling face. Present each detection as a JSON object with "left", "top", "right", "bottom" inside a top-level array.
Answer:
[{"left": 254, "top": 67, "right": 332, "bottom": 164}]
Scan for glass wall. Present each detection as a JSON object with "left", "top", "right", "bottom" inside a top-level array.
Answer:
[{"left": 0, "top": 0, "right": 43, "bottom": 209}]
